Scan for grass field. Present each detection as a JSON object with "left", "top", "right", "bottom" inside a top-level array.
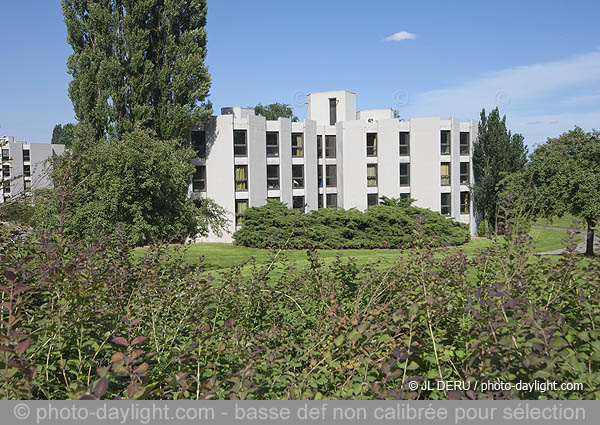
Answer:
[
  {"left": 533, "top": 213, "right": 591, "bottom": 229},
  {"left": 133, "top": 227, "right": 580, "bottom": 272}
]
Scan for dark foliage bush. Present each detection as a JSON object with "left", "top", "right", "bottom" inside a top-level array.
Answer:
[
  {"left": 1, "top": 208, "right": 598, "bottom": 400},
  {"left": 233, "top": 200, "right": 470, "bottom": 249}
]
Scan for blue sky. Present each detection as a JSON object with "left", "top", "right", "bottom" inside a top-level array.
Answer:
[{"left": 1, "top": 0, "right": 599, "bottom": 150}]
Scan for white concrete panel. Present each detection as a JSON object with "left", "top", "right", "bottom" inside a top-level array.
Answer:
[{"left": 409, "top": 117, "right": 441, "bottom": 212}]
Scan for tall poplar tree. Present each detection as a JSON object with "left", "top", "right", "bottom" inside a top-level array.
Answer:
[
  {"left": 62, "top": 0, "right": 212, "bottom": 142},
  {"left": 472, "top": 107, "right": 528, "bottom": 232}
]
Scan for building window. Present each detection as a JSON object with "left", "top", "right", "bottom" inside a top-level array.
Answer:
[
  {"left": 318, "top": 194, "right": 323, "bottom": 209},
  {"left": 441, "top": 162, "right": 451, "bottom": 186},
  {"left": 235, "top": 165, "right": 248, "bottom": 191},
  {"left": 292, "top": 164, "right": 304, "bottom": 188},
  {"left": 460, "top": 191, "right": 470, "bottom": 214},
  {"left": 460, "top": 162, "right": 470, "bottom": 185},
  {"left": 441, "top": 193, "right": 451, "bottom": 216},
  {"left": 192, "top": 165, "right": 206, "bottom": 192},
  {"left": 234, "top": 130, "right": 247, "bottom": 157},
  {"left": 441, "top": 130, "right": 451, "bottom": 155},
  {"left": 267, "top": 165, "right": 280, "bottom": 189},
  {"left": 318, "top": 165, "right": 323, "bottom": 188},
  {"left": 367, "top": 193, "right": 379, "bottom": 207},
  {"left": 23, "top": 149, "right": 30, "bottom": 162},
  {"left": 460, "top": 132, "right": 470, "bottom": 155},
  {"left": 235, "top": 199, "right": 248, "bottom": 226},
  {"left": 326, "top": 165, "right": 337, "bottom": 187},
  {"left": 2, "top": 181, "right": 10, "bottom": 193},
  {"left": 317, "top": 135, "right": 322, "bottom": 158},
  {"left": 367, "top": 164, "right": 377, "bottom": 187},
  {"left": 325, "top": 135, "right": 336, "bottom": 158},
  {"left": 399, "top": 163, "right": 410, "bottom": 187},
  {"left": 2, "top": 165, "right": 9, "bottom": 178},
  {"left": 367, "top": 133, "right": 377, "bottom": 157},
  {"left": 24, "top": 181, "right": 32, "bottom": 192},
  {"left": 326, "top": 193, "right": 337, "bottom": 208},
  {"left": 399, "top": 132, "right": 410, "bottom": 156},
  {"left": 192, "top": 130, "right": 206, "bottom": 158},
  {"left": 266, "top": 132, "right": 279, "bottom": 157},
  {"left": 24, "top": 165, "right": 31, "bottom": 177},
  {"left": 329, "top": 98, "right": 337, "bottom": 126},
  {"left": 293, "top": 195, "right": 305, "bottom": 212},
  {"left": 292, "top": 133, "right": 304, "bottom": 157},
  {"left": 400, "top": 192, "right": 411, "bottom": 199},
  {"left": 1, "top": 149, "right": 8, "bottom": 161}
]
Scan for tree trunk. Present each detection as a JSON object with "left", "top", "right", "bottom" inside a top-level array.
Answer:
[{"left": 586, "top": 218, "right": 596, "bottom": 256}]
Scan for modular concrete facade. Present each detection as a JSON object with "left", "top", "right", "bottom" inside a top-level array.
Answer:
[
  {"left": 189, "top": 90, "right": 477, "bottom": 243},
  {"left": 1, "top": 136, "right": 65, "bottom": 203}
]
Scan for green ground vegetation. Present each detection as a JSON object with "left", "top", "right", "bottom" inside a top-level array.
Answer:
[{"left": 133, "top": 227, "right": 580, "bottom": 272}]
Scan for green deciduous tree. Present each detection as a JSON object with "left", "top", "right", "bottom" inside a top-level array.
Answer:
[
  {"left": 254, "top": 103, "right": 298, "bottom": 122},
  {"left": 509, "top": 127, "right": 600, "bottom": 255},
  {"left": 34, "top": 127, "right": 229, "bottom": 246},
  {"left": 62, "top": 0, "right": 212, "bottom": 142},
  {"left": 472, "top": 107, "right": 528, "bottom": 232},
  {"left": 51, "top": 123, "right": 77, "bottom": 147}
]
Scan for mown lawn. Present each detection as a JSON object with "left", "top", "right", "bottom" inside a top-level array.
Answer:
[
  {"left": 533, "top": 213, "right": 588, "bottom": 229},
  {"left": 133, "top": 227, "right": 578, "bottom": 272}
]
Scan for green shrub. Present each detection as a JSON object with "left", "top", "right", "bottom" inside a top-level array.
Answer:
[
  {"left": 233, "top": 200, "right": 470, "bottom": 249},
  {"left": 2, "top": 215, "right": 599, "bottom": 400},
  {"left": 0, "top": 201, "right": 34, "bottom": 225}
]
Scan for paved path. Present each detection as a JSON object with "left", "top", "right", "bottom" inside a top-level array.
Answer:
[{"left": 532, "top": 225, "right": 600, "bottom": 255}]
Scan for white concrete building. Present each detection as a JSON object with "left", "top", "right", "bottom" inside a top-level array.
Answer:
[
  {"left": 189, "top": 90, "right": 476, "bottom": 243},
  {"left": 1, "top": 136, "right": 65, "bottom": 203}
]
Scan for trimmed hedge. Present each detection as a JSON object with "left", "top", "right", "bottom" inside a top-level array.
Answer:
[{"left": 233, "top": 200, "right": 470, "bottom": 249}]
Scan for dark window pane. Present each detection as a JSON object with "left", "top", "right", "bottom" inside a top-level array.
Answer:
[
  {"left": 234, "top": 130, "right": 247, "bottom": 156},
  {"left": 325, "top": 135, "right": 336, "bottom": 158},
  {"left": 367, "top": 133, "right": 377, "bottom": 157},
  {"left": 326, "top": 193, "right": 337, "bottom": 208},
  {"left": 293, "top": 195, "right": 305, "bottom": 211},
  {"left": 326, "top": 165, "right": 336, "bottom": 187},
  {"left": 367, "top": 193, "right": 378, "bottom": 207},
  {"left": 441, "top": 193, "right": 451, "bottom": 215},
  {"left": 267, "top": 165, "right": 280, "bottom": 189},
  {"left": 317, "top": 135, "right": 322, "bottom": 158},
  {"left": 400, "top": 163, "right": 410, "bottom": 186},
  {"left": 399, "top": 132, "right": 410, "bottom": 156},
  {"left": 441, "top": 131, "right": 451, "bottom": 155},
  {"left": 24, "top": 165, "right": 31, "bottom": 177},
  {"left": 292, "top": 165, "right": 304, "bottom": 188},
  {"left": 400, "top": 192, "right": 411, "bottom": 199},
  {"left": 460, "top": 162, "right": 469, "bottom": 184},
  {"left": 318, "top": 165, "right": 323, "bottom": 188},
  {"left": 192, "top": 131, "right": 206, "bottom": 158},
  {"left": 192, "top": 165, "right": 206, "bottom": 192},
  {"left": 1, "top": 149, "right": 8, "bottom": 161},
  {"left": 460, "top": 132, "right": 470, "bottom": 155},
  {"left": 329, "top": 98, "right": 337, "bottom": 126},
  {"left": 266, "top": 132, "right": 279, "bottom": 157}
]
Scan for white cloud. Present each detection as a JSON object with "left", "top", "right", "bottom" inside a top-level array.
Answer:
[
  {"left": 383, "top": 31, "right": 416, "bottom": 42},
  {"left": 399, "top": 49, "right": 600, "bottom": 148}
]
